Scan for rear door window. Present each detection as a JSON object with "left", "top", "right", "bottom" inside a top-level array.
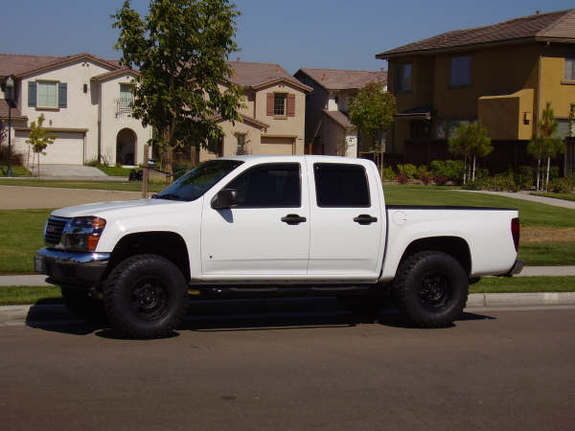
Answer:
[{"left": 314, "top": 163, "right": 370, "bottom": 207}]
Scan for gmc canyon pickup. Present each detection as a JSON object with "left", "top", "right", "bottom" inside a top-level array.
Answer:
[{"left": 35, "top": 156, "right": 522, "bottom": 338}]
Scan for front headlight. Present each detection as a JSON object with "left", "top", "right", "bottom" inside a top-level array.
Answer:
[{"left": 61, "top": 217, "right": 106, "bottom": 252}]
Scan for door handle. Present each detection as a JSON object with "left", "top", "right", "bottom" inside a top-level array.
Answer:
[
  {"left": 281, "top": 214, "right": 307, "bottom": 225},
  {"left": 354, "top": 214, "right": 378, "bottom": 225}
]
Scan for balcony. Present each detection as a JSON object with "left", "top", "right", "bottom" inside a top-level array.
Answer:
[
  {"left": 478, "top": 89, "right": 534, "bottom": 141},
  {"left": 115, "top": 96, "right": 134, "bottom": 118}
]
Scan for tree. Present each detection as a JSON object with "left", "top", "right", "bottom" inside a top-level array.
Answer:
[
  {"left": 112, "top": 0, "right": 243, "bottom": 170},
  {"left": 349, "top": 82, "right": 396, "bottom": 170},
  {"left": 528, "top": 103, "right": 565, "bottom": 191},
  {"left": 448, "top": 122, "right": 492, "bottom": 183},
  {"left": 26, "top": 114, "right": 55, "bottom": 176}
]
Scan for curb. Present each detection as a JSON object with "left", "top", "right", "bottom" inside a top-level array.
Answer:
[{"left": 2, "top": 293, "right": 575, "bottom": 325}]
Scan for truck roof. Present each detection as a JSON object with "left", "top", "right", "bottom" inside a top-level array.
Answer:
[{"left": 220, "top": 155, "right": 374, "bottom": 164}]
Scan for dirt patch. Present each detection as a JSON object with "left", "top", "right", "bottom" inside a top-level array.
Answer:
[{"left": 522, "top": 227, "right": 575, "bottom": 243}]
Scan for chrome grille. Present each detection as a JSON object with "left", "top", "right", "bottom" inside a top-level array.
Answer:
[{"left": 44, "top": 217, "right": 69, "bottom": 245}]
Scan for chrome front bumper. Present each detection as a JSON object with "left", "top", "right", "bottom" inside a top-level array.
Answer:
[{"left": 35, "top": 248, "right": 111, "bottom": 287}]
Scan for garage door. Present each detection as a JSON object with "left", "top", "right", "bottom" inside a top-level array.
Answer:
[
  {"left": 259, "top": 137, "right": 295, "bottom": 155},
  {"left": 14, "top": 131, "right": 84, "bottom": 165}
]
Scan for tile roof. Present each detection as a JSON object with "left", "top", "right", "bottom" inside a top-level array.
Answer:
[
  {"left": 377, "top": 9, "right": 575, "bottom": 58},
  {"left": 229, "top": 61, "right": 311, "bottom": 91},
  {"left": 0, "top": 99, "right": 26, "bottom": 120},
  {"left": 323, "top": 109, "right": 354, "bottom": 130},
  {"left": 0, "top": 53, "right": 121, "bottom": 77},
  {"left": 297, "top": 68, "right": 387, "bottom": 91}
]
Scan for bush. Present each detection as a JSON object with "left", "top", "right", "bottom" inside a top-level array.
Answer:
[
  {"left": 430, "top": 160, "right": 464, "bottom": 183},
  {"left": 396, "top": 163, "right": 417, "bottom": 179},
  {"left": 433, "top": 175, "right": 449, "bottom": 186},
  {"left": 515, "top": 166, "right": 534, "bottom": 190},
  {"left": 396, "top": 173, "right": 409, "bottom": 184},
  {"left": 475, "top": 173, "right": 519, "bottom": 192},
  {"left": 420, "top": 172, "right": 433, "bottom": 185},
  {"left": 380, "top": 166, "right": 395, "bottom": 181},
  {"left": 548, "top": 178, "right": 572, "bottom": 194},
  {"left": 415, "top": 165, "right": 430, "bottom": 179},
  {"left": 0, "top": 146, "right": 24, "bottom": 166}
]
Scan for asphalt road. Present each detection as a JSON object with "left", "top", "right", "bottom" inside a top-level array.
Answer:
[{"left": 1, "top": 303, "right": 574, "bottom": 431}]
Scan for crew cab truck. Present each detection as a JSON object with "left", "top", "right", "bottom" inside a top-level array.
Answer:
[{"left": 35, "top": 156, "right": 522, "bottom": 338}]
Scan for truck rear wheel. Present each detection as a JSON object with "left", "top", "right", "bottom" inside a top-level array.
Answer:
[
  {"left": 103, "top": 254, "right": 188, "bottom": 338},
  {"left": 393, "top": 251, "right": 468, "bottom": 328}
]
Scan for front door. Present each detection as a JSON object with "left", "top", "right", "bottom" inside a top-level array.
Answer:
[{"left": 201, "top": 162, "right": 310, "bottom": 278}]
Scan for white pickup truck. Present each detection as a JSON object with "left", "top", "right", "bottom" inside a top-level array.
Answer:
[{"left": 35, "top": 156, "right": 522, "bottom": 338}]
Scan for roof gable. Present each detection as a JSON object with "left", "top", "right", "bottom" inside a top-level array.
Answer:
[
  {"left": 229, "top": 61, "right": 311, "bottom": 92},
  {"left": 377, "top": 9, "right": 575, "bottom": 58}
]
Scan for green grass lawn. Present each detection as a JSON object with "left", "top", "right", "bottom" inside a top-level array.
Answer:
[
  {"left": 531, "top": 192, "right": 575, "bottom": 202},
  {"left": 0, "top": 184, "right": 573, "bottom": 274},
  {"left": 96, "top": 165, "right": 133, "bottom": 177},
  {"left": 384, "top": 185, "right": 575, "bottom": 228},
  {"left": 0, "top": 179, "right": 165, "bottom": 193},
  {"left": 0, "top": 165, "right": 31, "bottom": 177},
  {"left": 0, "top": 209, "right": 50, "bottom": 274},
  {"left": 1, "top": 276, "right": 574, "bottom": 305}
]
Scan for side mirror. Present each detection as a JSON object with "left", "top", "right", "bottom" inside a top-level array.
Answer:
[{"left": 211, "top": 188, "right": 239, "bottom": 210}]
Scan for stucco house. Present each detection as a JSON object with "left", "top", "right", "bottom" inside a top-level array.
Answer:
[
  {"left": 377, "top": 9, "right": 575, "bottom": 174},
  {"left": 0, "top": 52, "right": 151, "bottom": 167},
  {"left": 294, "top": 68, "right": 387, "bottom": 158},
  {"left": 199, "top": 61, "right": 312, "bottom": 161}
]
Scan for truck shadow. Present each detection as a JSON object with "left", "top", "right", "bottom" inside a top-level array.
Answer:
[{"left": 26, "top": 297, "right": 495, "bottom": 338}]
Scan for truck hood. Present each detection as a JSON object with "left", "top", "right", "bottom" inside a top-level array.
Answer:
[{"left": 51, "top": 198, "right": 186, "bottom": 218}]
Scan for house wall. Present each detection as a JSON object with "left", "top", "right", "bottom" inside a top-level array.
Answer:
[
  {"left": 99, "top": 74, "right": 152, "bottom": 165},
  {"left": 255, "top": 82, "right": 306, "bottom": 153},
  {"left": 199, "top": 120, "right": 262, "bottom": 161},
  {"left": 293, "top": 72, "right": 328, "bottom": 146},
  {"left": 539, "top": 45, "right": 575, "bottom": 130},
  {"left": 18, "top": 61, "right": 111, "bottom": 164}
]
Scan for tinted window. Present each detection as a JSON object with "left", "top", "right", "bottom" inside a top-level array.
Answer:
[
  {"left": 450, "top": 56, "right": 472, "bottom": 87},
  {"left": 314, "top": 163, "right": 370, "bottom": 207},
  {"left": 155, "top": 159, "right": 243, "bottom": 202},
  {"left": 226, "top": 163, "right": 300, "bottom": 208}
]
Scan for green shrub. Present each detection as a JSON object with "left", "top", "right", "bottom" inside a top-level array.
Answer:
[
  {"left": 381, "top": 166, "right": 395, "bottom": 181},
  {"left": 475, "top": 173, "right": 519, "bottom": 192},
  {"left": 396, "top": 164, "right": 417, "bottom": 179},
  {"left": 415, "top": 165, "right": 430, "bottom": 178},
  {"left": 430, "top": 160, "right": 464, "bottom": 182},
  {"left": 515, "top": 166, "right": 534, "bottom": 190},
  {"left": 548, "top": 178, "right": 572, "bottom": 194}
]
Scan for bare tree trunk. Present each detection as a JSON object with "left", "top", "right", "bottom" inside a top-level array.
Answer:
[
  {"left": 36, "top": 153, "right": 40, "bottom": 177},
  {"left": 463, "top": 156, "right": 467, "bottom": 185},
  {"left": 545, "top": 156, "right": 551, "bottom": 191},
  {"left": 536, "top": 158, "right": 541, "bottom": 191},
  {"left": 472, "top": 155, "right": 477, "bottom": 182}
]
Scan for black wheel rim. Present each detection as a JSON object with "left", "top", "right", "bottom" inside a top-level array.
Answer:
[
  {"left": 417, "top": 271, "right": 451, "bottom": 310},
  {"left": 130, "top": 277, "right": 170, "bottom": 321}
]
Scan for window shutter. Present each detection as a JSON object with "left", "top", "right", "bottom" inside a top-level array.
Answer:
[
  {"left": 58, "top": 82, "right": 67, "bottom": 108},
  {"left": 287, "top": 94, "right": 296, "bottom": 117},
  {"left": 28, "top": 82, "right": 37, "bottom": 107},
  {"left": 266, "top": 93, "right": 274, "bottom": 116}
]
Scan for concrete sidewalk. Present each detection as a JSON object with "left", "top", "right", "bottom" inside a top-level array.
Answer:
[
  {"left": 461, "top": 190, "right": 575, "bottom": 210},
  {"left": 1, "top": 266, "right": 575, "bottom": 287}
]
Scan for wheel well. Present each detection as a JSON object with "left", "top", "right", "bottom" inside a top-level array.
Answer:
[
  {"left": 399, "top": 237, "right": 471, "bottom": 275},
  {"left": 106, "top": 232, "right": 191, "bottom": 281}
]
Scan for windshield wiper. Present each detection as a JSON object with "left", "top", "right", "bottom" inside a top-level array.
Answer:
[{"left": 153, "top": 193, "right": 183, "bottom": 201}]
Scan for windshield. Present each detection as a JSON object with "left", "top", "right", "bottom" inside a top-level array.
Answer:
[{"left": 155, "top": 159, "right": 243, "bottom": 202}]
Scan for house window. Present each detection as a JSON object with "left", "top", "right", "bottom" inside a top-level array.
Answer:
[
  {"left": 119, "top": 84, "right": 134, "bottom": 111},
  {"left": 397, "top": 63, "right": 412, "bottom": 92},
  {"left": 274, "top": 93, "right": 287, "bottom": 116},
  {"left": 450, "top": 56, "right": 472, "bottom": 87},
  {"left": 37, "top": 81, "right": 58, "bottom": 108},
  {"left": 565, "top": 57, "right": 575, "bottom": 81},
  {"left": 236, "top": 133, "right": 247, "bottom": 155}
]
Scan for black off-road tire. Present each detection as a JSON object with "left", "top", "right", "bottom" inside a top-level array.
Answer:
[
  {"left": 103, "top": 254, "right": 188, "bottom": 339},
  {"left": 61, "top": 287, "right": 105, "bottom": 322},
  {"left": 393, "top": 251, "right": 468, "bottom": 328}
]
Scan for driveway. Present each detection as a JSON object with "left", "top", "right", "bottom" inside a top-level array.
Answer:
[
  {"left": 0, "top": 185, "right": 141, "bottom": 209},
  {"left": 34, "top": 164, "right": 108, "bottom": 177}
]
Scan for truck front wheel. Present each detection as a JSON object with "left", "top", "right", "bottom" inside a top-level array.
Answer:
[
  {"left": 393, "top": 251, "right": 468, "bottom": 328},
  {"left": 103, "top": 254, "right": 188, "bottom": 338}
]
